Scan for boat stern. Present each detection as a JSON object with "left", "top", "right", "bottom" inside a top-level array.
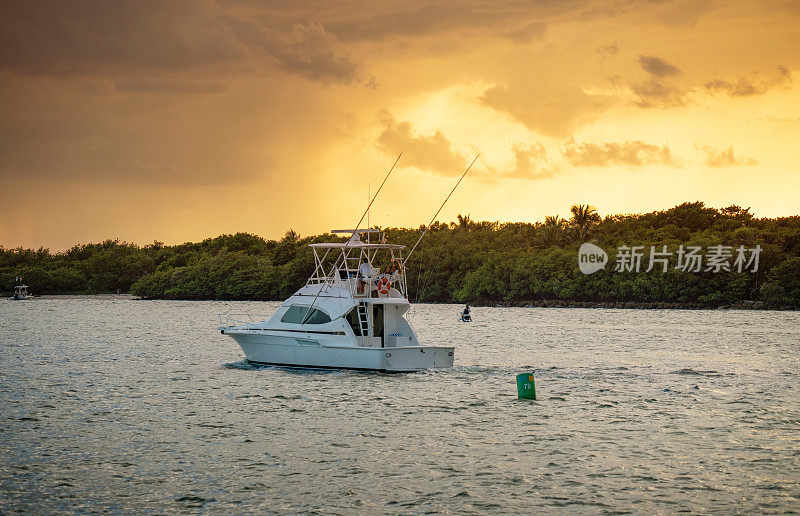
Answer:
[{"left": 384, "top": 345, "right": 454, "bottom": 372}]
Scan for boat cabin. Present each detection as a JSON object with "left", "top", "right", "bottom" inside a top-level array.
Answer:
[{"left": 288, "top": 229, "right": 416, "bottom": 348}]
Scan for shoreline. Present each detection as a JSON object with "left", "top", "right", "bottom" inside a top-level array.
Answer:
[
  {"left": 471, "top": 299, "right": 798, "bottom": 310},
  {"left": 16, "top": 294, "right": 797, "bottom": 310},
  {"left": 33, "top": 294, "right": 142, "bottom": 300}
]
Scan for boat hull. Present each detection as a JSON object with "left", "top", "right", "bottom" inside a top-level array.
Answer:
[{"left": 227, "top": 331, "right": 454, "bottom": 372}]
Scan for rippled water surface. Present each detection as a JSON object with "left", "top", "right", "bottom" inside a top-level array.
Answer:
[{"left": 2, "top": 299, "right": 799, "bottom": 514}]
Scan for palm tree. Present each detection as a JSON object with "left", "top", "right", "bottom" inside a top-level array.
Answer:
[
  {"left": 540, "top": 215, "right": 565, "bottom": 246},
  {"left": 569, "top": 204, "right": 601, "bottom": 242},
  {"left": 456, "top": 213, "right": 472, "bottom": 231},
  {"left": 544, "top": 215, "right": 563, "bottom": 227},
  {"left": 283, "top": 229, "right": 299, "bottom": 242}
]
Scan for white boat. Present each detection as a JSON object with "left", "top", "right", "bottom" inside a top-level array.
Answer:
[
  {"left": 11, "top": 284, "right": 32, "bottom": 300},
  {"left": 218, "top": 229, "right": 454, "bottom": 372}
]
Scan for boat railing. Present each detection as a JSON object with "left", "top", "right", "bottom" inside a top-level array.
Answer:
[
  {"left": 218, "top": 313, "right": 269, "bottom": 328},
  {"left": 312, "top": 271, "right": 406, "bottom": 299},
  {"left": 306, "top": 240, "right": 409, "bottom": 299}
]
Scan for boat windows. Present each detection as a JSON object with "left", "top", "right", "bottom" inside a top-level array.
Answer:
[{"left": 280, "top": 305, "right": 332, "bottom": 324}]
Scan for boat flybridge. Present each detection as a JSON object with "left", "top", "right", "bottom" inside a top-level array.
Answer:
[{"left": 219, "top": 229, "right": 454, "bottom": 372}]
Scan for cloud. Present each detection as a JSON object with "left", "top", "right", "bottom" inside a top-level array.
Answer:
[
  {"left": 705, "top": 66, "right": 793, "bottom": 98},
  {"left": 114, "top": 80, "right": 227, "bottom": 95},
  {"left": 0, "top": 2, "right": 370, "bottom": 85},
  {"left": 705, "top": 77, "right": 762, "bottom": 97},
  {"left": 0, "top": 72, "right": 351, "bottom": 186},
  {"left": 375, "top": 114, "right": 555, "bottom": 181},
  {"left": 596, "top": 42, "right": 619, "bottom": 58},
  {"left": 376, "top": 111, "right": 466, "bottom": 176},
  {"left": 778, "top": 65, "right": 793, "bottom": 83},
  {"left": 502, "top": 22, "right": 548, "bottom": 43},
  {"left": 699, "top": 145, "right": 757, "bottom": 167},
  {"left": 485, "top": 143, "right": 558, "bottom": 180},
  {"left": 480, "top": 83, "right": 611, "bottom": 138},
  {"left": 0, "top": 1, "right": 244, "bottom": 74},
  {"left": 631, "top": 79, "right": 688, "bottom": 107},
  {"left": 508, "top": 143, "right": 556, "bottom": 179},
  {"left": 564, "top": 139, "right": 676, "bottom": 167},
  {"left": 328, "top": 3, "right": 557, "bottom": 42},
  {"left": 271, "top": 23, "right": 373, "bottom": 86},
  {"left": 649, "top": 0, "right": 716, "bottom": 26},
  {"left": 639, "top": 55, "right": 682, "bottom": 77},
  {"left": 629, "top": 55, "right": 687, "bottom": 107},
  {"left": 327, "top": 0, "right": 716, "bottom": 45}
]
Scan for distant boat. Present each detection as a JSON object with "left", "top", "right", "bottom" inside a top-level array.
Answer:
[
  {"left": 219, "top": 229, "right": 454, "bottom": 372},
  {"left": 11, "top": 284, "right": 32, "bottom": 300}
]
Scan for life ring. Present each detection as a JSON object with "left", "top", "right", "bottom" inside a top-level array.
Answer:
[{"left": 377, "top": 276, "right": 391, "bottom": 295}]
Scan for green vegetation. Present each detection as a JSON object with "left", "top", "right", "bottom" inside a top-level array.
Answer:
[{"left": 2, "top": 202, "right": 799, "bottom": 308}]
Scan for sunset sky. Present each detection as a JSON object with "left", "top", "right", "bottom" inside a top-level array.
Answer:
[{"left": 1, "top": 1, "right": 799, "bottom": 250}]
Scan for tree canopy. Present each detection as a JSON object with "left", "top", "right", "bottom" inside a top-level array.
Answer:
[{"left": 2, "top": 202, "right": 798, "bottom": 308}]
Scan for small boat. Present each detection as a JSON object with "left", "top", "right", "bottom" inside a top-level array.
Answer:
[
  {"left": 219, "top": 229, "right": 454, "bottom": 372},
  {"left": 11, "top": 284, "right": 32, "bottom": 300}
]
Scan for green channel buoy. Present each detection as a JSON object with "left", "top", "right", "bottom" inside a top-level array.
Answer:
[{"left": 516, "top": 372, "right": 536, "bottom": 400}]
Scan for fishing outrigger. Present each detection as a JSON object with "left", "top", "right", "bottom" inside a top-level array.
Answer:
[{"left": 218, "top": 154, "right": 479, "bottom": 372}]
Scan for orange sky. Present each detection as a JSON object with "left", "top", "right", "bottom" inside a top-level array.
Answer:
[{"left": 1, "top": 1, "right": 799, "bottom": 250}]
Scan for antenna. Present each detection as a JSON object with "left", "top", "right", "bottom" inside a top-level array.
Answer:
[
  {"left": 300, "top": 152, "right": 402, "bottom": 323},
  {"left": 404, "top": 154, "right": 479, "bottom": 264}
]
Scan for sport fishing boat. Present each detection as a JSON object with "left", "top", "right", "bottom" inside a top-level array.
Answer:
[{"left": 218, "top": 229, "right": 454, "bottom": 372}]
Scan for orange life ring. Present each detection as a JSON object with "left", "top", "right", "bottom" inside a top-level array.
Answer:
[{"left": 377, "top": 276, "right": 391, "bottom": 295}]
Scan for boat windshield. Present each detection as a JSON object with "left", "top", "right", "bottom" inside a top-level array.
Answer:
[{"left": 280, "top": 305, "right": 332, "bottom": 324}]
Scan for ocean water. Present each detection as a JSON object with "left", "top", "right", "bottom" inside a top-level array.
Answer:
[{"left": 1, "top": 299, "right": 799, "bottom": 514}]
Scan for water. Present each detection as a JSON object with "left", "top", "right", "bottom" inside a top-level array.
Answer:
[{"left": 2, "top": 300, "right": 799, "bottom": 514}]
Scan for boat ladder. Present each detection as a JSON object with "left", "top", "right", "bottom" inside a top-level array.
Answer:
[{"left": 356, "top": 302, "right": 370, "bottom": 336}]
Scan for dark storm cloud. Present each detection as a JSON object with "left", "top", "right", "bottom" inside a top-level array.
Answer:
[
  {"left": 323, "top": 0, "right": 716, "bottom": 43},
  {"left": 0, "top": 1, "right": 369, "bottom": 85},
  {"left": 328, "top": 3, "right": 551, "bottom": 41},
  {"left": 564, "top": 139, "right": 676, "bottom": 167},
  {"left": 114, "top": 80, "right": 227, "bottom": 95},
  {"left": 639, "top": 55, "right": 682, "bottom": 77},
  {"left": 270, "top": 23, "right": 371, "bottom": 86},
  {"left": 0, "top": 105, "right": 266, "bottom": 185},
  {"left": 0, "top": 1, "right": 244, "bottom": 73}
]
